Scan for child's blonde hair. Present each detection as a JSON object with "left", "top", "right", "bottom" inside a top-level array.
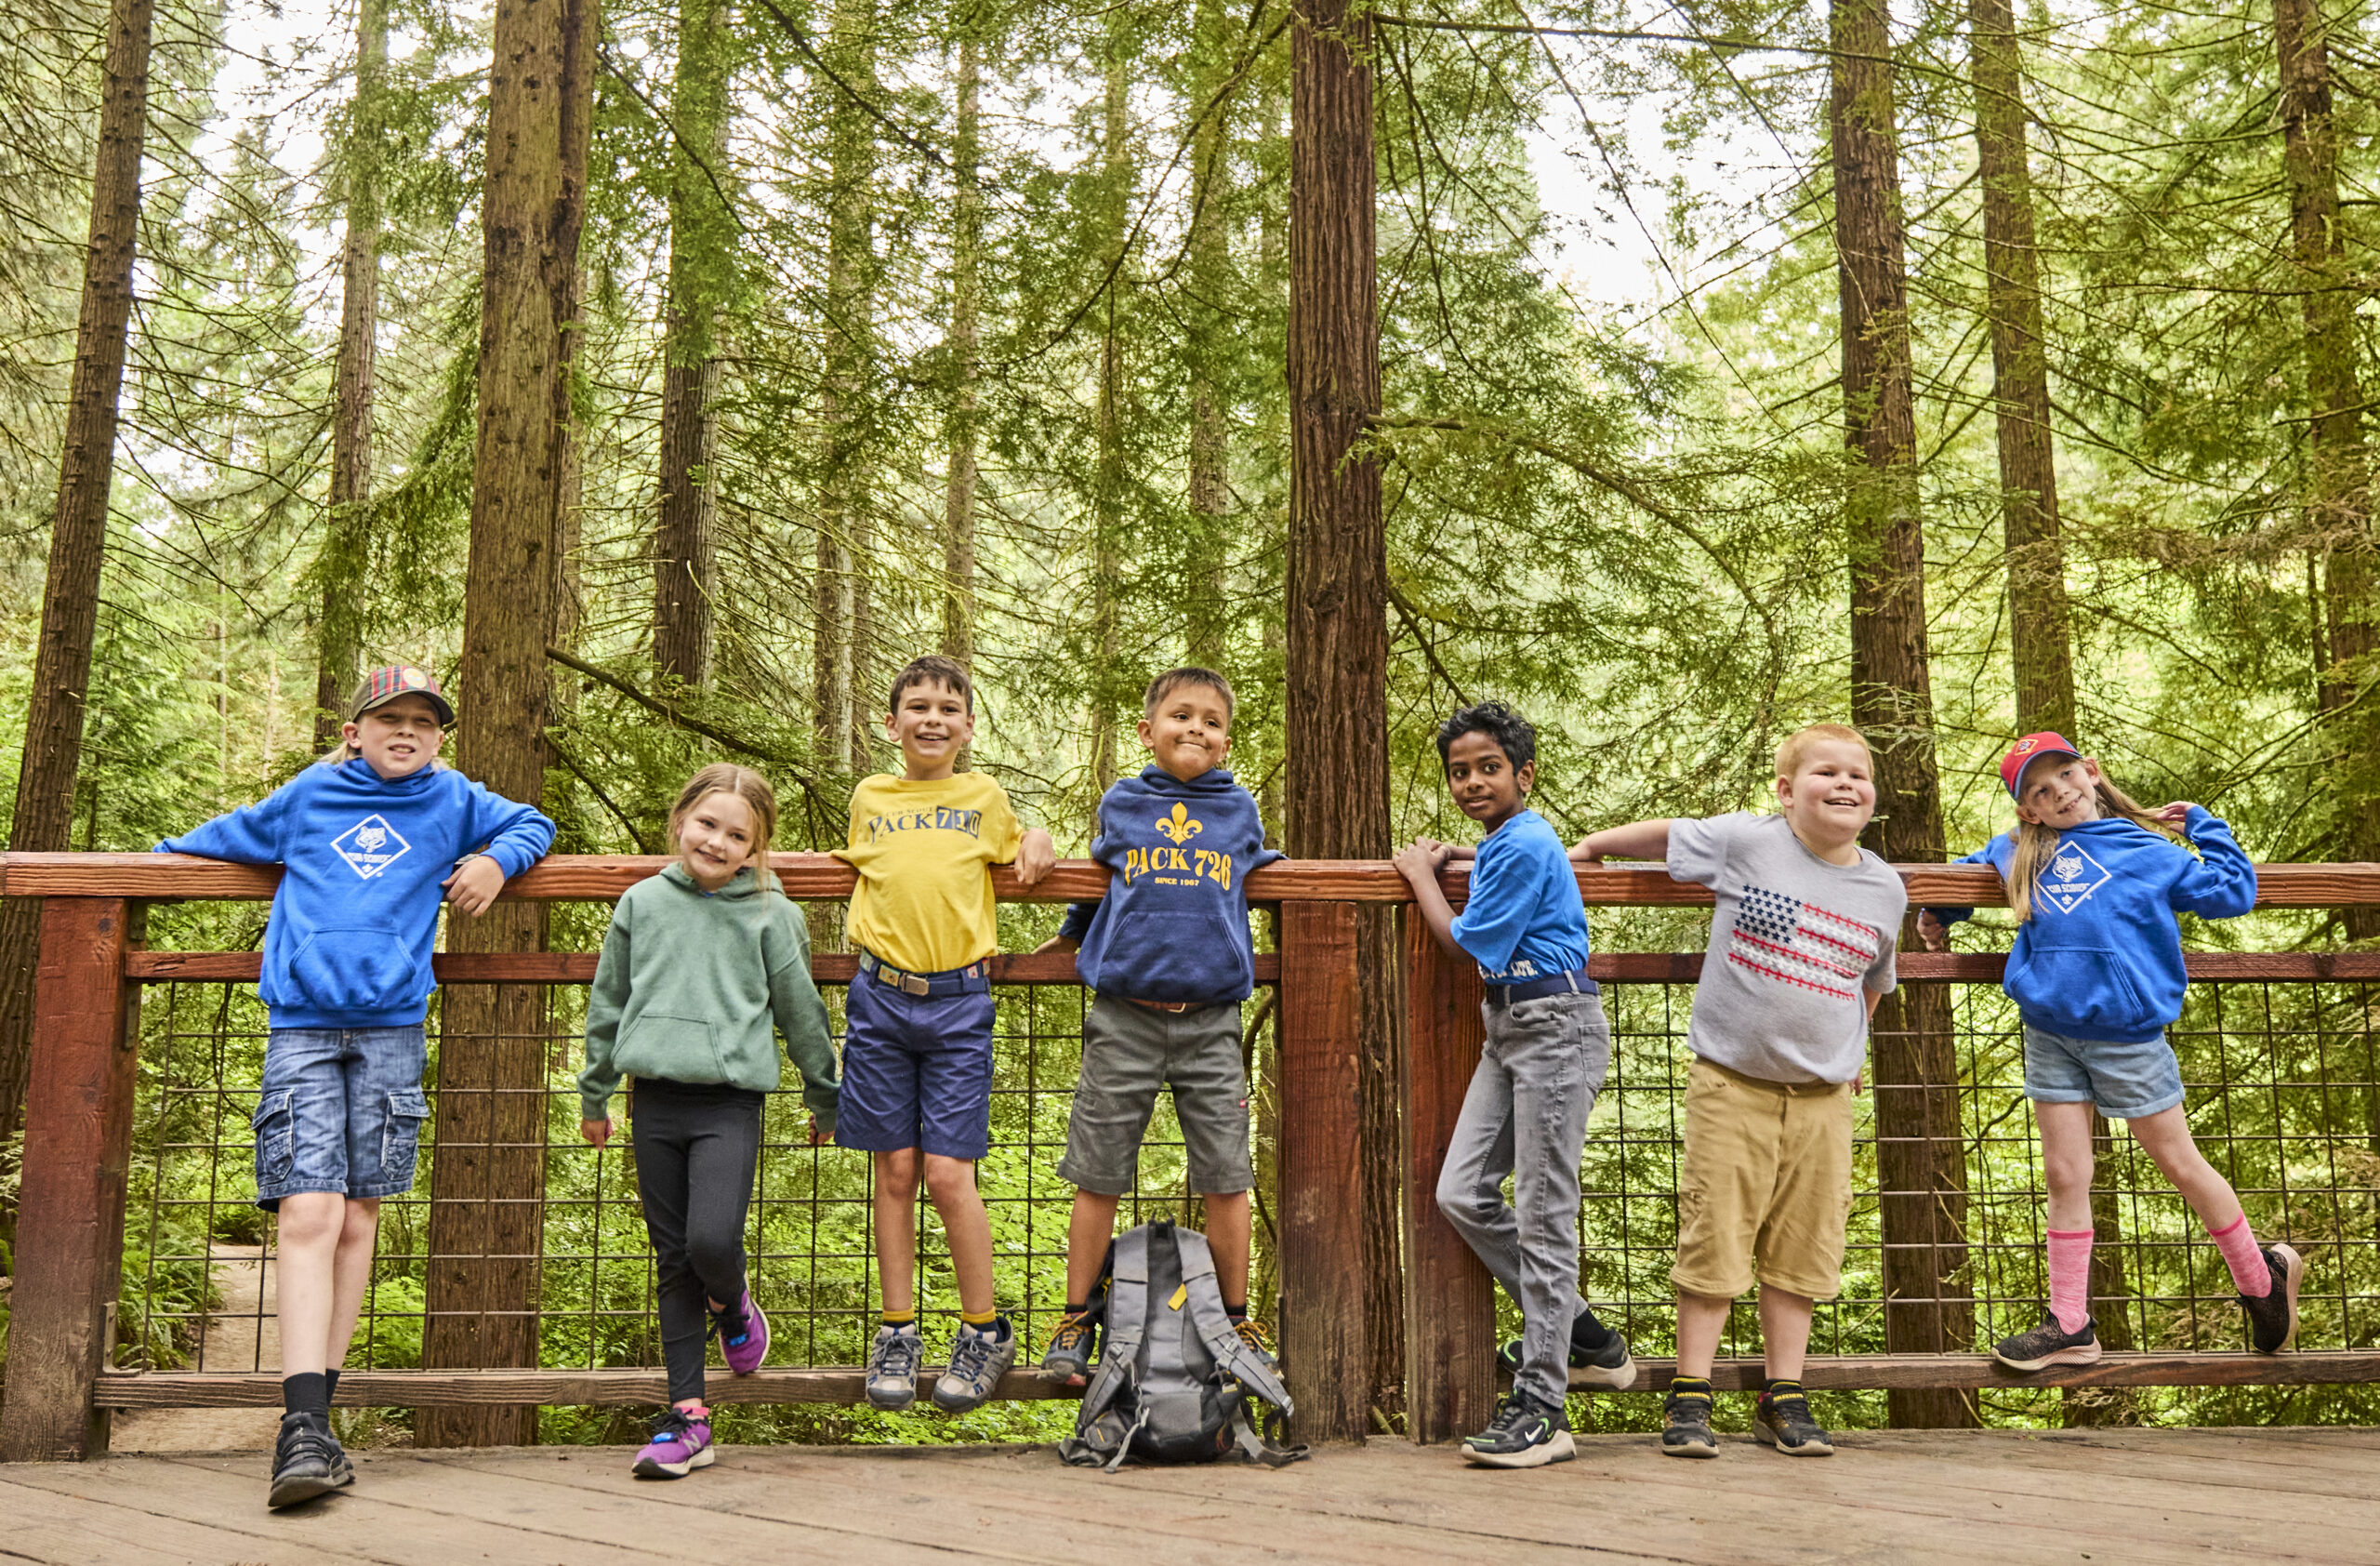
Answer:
[
  {"left": 2006, "top": 763, "right": 2177, "bottom": 922},
  {"left": 1775, "top": 723, "right": 1872, "bottom": 780},
  {"left": 668, "top": 763, "right": 780, "bottom": 889}
]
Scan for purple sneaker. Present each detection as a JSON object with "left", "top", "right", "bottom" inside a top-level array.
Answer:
[
  {"left": 631, "top": 1407, "right": 714, "bottom": 1479},
  {"left": 717, "top": 1289, "right": 770, "bottom": 1375}
]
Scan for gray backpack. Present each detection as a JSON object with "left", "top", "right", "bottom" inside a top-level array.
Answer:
[{"left": 1057, "top": 1219, "right": 1307, "bottom": 1471}]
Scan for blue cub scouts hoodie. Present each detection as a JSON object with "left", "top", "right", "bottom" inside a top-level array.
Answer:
[
  {"left": 1056, "top": 765, "right": 1283, "bottom": 1004},
  {"left": 1929, "top": 807, "right": 2255, "bottom": 1043},
  {"left": 158, "top": 760, "right": 557, "bottom": 1029}
]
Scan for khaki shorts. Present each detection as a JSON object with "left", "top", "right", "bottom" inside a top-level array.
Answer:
[{"left": 1671, "top": 1056, "right": 1854, "bottom": 1302}]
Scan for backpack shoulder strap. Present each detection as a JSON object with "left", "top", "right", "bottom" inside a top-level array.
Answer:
[
  {"left": 1079, "top": 1225, "right": 1152, "bottom": 1417},
  {"left": 1170, "top": 1227, "right": 1295, "bottom": 1416}
]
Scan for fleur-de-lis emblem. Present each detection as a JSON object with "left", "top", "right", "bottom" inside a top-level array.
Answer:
[{"left": 1156, "top": 803, "right": 1203, "bottom": 844}]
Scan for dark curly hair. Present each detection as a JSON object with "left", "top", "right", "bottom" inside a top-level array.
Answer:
[{"left": 1435, "top": 701, "right": 1536, "bottom": 772}]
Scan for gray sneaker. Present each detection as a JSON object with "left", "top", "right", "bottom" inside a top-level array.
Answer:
[
  {"left": 865, "top": 1323, "right": 922, "bottom": 1410},
  {"left": 932, "top": 1318, "right": 1016, "bottom": 1413}
]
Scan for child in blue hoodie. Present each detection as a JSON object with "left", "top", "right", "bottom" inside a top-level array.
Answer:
[
  {"left": 1035, "top": 667, "right": 1281, "bottom": 1385},
  {"left": 155, "top": 666, "right": 554, "bottom": 1509},
  {"left": 1920, "top": 733, "right": 2294, "bottom": 1373}
]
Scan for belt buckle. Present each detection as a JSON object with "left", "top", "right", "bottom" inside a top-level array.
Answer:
[{"left": 903, "top": 973, "right": 931, "bottom": 997}]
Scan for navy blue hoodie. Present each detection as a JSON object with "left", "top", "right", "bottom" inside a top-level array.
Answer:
[
  {"left": 1056, "top": 764, "right": 1282, "bottom": 1004},
  {"left": 158, "top": 760, "right": 556, "bottom": 1028},
  {"left": 1927, "top": 806, "right": 2255, "bottom": 1043}
]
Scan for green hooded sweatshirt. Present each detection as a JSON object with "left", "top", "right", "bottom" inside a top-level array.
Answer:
[{"left": 578, "top": 863, "right": 839, "bottom": 1129}]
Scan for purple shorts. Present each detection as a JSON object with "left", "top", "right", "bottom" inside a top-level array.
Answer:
[{"left": 833, "top": 972, "right": 996, "bottom": 1160}]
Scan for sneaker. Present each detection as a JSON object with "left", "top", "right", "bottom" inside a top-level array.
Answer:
[
  {"left": 2243, "top": 1243, "right": 2304, "bottom": 1354},
  {"left": 716, "top": 1288, "right": 770, "bottom": 1376},
  {"left": 1660, "top": 1386, "right": 1718, "bottom": 1459},
  {"left": 1498, "top": 1328, "right": 1634, "bottom": 1391},
  {"left": 267, "top": 1412, "right": 339, "bottom": 1509},
  {"left": 1460, "top": 1394, "right": 1575, "bottom": 1469},
  {"left": 327, "top": 1433, "right": 354, "bottom": 1490},
  {"left": 865, "top": 1322, "right": 922, "bottom": 1411},
  {"left": 1752, "top": 1391, "right": 1833, "bottom": 1457},
  {"left": 1041, "top": 1311, "right": 1097, "bottom": 1387},
  {"left": 1992, "top": 1309, "right": 2102, "bottom": 1373},
  {"left": 933, "top": 1319, "right": 1018, "bottom": 1413},
  {"left": 630, "top": 1407, "right": 715, "bottom": 1479},
  {"left": 1233, "top": 1315, "right": 1277, "bottom": 1369}
]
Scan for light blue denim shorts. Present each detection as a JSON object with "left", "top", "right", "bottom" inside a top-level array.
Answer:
[
  {"left": 252, "top": 1025, "right": 430, "bottom": 1210},
  {"left": 2022, "top": 1024, "right": 2185, "bottom": 1121}
]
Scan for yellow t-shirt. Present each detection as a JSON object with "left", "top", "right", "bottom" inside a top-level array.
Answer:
[{"left": 835, "top": 772, "right": 1024, "bottom": 974}]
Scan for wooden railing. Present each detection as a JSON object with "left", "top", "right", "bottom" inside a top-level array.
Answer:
[{"left": 2, "top": 852, "right": 2376, "bottom": 1460}]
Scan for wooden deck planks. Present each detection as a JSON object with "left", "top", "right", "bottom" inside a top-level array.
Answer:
[{"left": 0, "top": 1428, "right": 2372, "bottom": 1564}]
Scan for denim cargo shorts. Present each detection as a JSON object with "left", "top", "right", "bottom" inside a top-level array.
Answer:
[
  {"left": 251, "top": 1025, "right": 431, "bottom": 1211},
  {"left": 1059, "top": 993, "right": 1252, "bottom": 1197}
]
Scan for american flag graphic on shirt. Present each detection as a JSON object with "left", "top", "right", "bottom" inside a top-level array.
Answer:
[{"left": 1726, "top": 886, "right": 1882, "bottom": 1000}]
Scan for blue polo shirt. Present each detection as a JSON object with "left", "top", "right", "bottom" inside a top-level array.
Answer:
[{"left": 1448, "top": 809, "right": 1590, "bottom": 984}]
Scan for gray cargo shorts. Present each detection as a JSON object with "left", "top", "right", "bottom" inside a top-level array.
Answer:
[{"left": 1058, "top": 992, "right": 1253, "bottom": 1196}]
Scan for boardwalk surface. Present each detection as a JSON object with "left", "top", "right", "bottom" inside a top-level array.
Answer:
[{"left": 0, "top": 1426, "right": 2371, "bottom": 1563}]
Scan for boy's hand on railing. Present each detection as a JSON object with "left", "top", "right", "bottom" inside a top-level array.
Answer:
[
  {"left": 809, "top": 1117, "right": 833, "bottom": 1147},
  {"left": 580, "top": 1117, "right": 613, "bottom": 1148},
  {"left": 443, "top": 854, "right": 506, "bottom": 915},
  {"left": 1014, "top": 828, "right": 1056, "bottom": 887},
  {"left": 1569, "top": 837, "right": 1603, "bottom": 864},
  {"left": 1392, "top": 839, "right": 1451, "bottom": 883},
  {"left": 1033, "top": 934, "right": 1080, "bottom": 954},
  {"left": 1916, "top": 910, "right": 1950, "bottom": 951}
]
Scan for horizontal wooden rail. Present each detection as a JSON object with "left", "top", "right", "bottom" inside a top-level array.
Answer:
[
  {"left": 1570, "top": 1351, "right": 2380, "bottom": 1393},
  {"left": 94, "top": 1367, "right": 1078, "bottom": 1409},
  {"left": 114, "top": 948, "right": 2376, "bottom": 986},
  {"left": 13, "top": 851, "right": 2379, "bottom": 907}
]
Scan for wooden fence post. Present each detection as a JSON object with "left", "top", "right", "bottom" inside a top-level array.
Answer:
[
  {"left": 1400, "top": 910, "right": 1496, "bottom": 1443},
  {"left": 1, "top": 897, "right": 140, "bottom": 1461},
  {"left": 1277, "top": 899, "right": 1370, "bottom": 1440}
]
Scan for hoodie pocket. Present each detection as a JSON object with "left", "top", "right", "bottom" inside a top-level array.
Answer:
[
  {"left": 1101, "top": 907, "right": 1247, "bottom": 1000},
  {"left": 2007, "top": 946, "right": 2151, "bottom": 1036},
  {"left": 615, "top": 1014, "right": 727, "bottom": 1084},
  {"left": 275, "top": 928, "right": 427, "bottom": 1015}
]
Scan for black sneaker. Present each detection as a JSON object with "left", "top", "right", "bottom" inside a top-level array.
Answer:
[
  {"left": 2242, "top": 1243, "right": 2304, "bottom": 1354},
  {"left": 1660, "top": 1386, "right": 1717, "bottom": 1458},
  {"left": 1496, "top": 1328, "right": 1635, "bottom": 1391},
  {"left": 1993, "top": 1309, "right": 2102, "bottom": 1373},
  {"left": 267, "top": 1412, "right": 340, "bottom": 1509},
  {"left": 1460, "top": 1394, "right": 1575, "bottom": 1469},
  {"left": 1752, "top": 1391, "right": 1833, "bottom": 1457},
  {"left": 1041, "top": 1311, "right": 1097, "bottom": 1387}
]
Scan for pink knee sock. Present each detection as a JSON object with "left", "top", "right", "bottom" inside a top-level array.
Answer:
[
  {"left": 2208, "top": 1212, "right": 2270, "bottom": 1297},
  {"left": 2046, "top": 1228, "right": 2094, "bottom": 1334}
]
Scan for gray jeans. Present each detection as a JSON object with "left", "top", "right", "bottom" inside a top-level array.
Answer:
[{"left": 1435, "top": 989, "right": 1612, "bottom": 1412}]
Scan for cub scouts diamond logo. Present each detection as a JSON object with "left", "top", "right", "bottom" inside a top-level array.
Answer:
[
  {"left": 333, "top": 814, "right": 412, "bottom": 880},
  {"left": 2033, "top": 843, "right": 2111, "bottom": 915}
]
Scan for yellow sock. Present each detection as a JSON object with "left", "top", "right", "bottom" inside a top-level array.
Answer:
[
  {"left": 961, "top": 1307, "right": 998, "bottom": 1328},
  {"left": 881, "top": 1308, "right": 916, "bottom": 1328}
]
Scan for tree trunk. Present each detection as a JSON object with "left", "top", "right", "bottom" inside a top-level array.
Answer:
[
  {"left": 417, "top": 0, "right": 595, "bottom": 1447},
  {"left": 314, "top": 0, "right": 385, "bottom": 748},
  {"left": 939, "top": 21, "right": 981, "bottom": 670},
  {"left": 1183, "top": 0, "right": 1232, "bottom": 671},
  {"left": 1088, "top": 40, "right": 1128, "bottom": 793},
  {"left": 0, "top": 0, "right": 155, "bottom": 1173},
  {"left": 653, "top": 0, "right": 734, "bottom": 686},
  {"left": 2277, "top": 0, "right": 2379, "bottom": 938},
  {"left": 1832, "top": 0, "right": 1977, "bottom": 1429},
  {"left": 1286, "top": 0, "right": 1400, "bottom": 1437},
  {"left": 814, "top": 0, "right": 874, "bottom": 780}
]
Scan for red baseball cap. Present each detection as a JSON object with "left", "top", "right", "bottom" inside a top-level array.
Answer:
[
  {"left": 1999, "top": 732, "right": 2081, "bottom": 798},
  {"left": 350, "top": 665, "right": 456, "bottom": 726}
]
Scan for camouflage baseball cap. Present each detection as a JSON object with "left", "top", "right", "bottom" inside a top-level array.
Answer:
[{"left": 349, "top": 665, "right": 456, "bottom": 725}]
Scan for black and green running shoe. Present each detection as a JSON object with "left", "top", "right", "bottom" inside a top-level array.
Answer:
[{"left": 1460, "top": 1394, "right": 1576, "bottom": 1469}]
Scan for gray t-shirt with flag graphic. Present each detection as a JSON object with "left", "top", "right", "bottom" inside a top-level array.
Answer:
[{"left": 1667, "top": 812, "right": 1907, "bottom": 1084}]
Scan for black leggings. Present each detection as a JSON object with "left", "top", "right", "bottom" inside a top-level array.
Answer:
[{"left": 631, "top": 1079, "right": 762, "bottom": 1403}]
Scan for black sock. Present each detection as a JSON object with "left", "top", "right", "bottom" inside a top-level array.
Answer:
[
  {"left": 324, "top": 1368, "right": 340, "bottom": 1407},
  {"left": 283, "top": 1372, "right": 330, "bottom": 1419},
  {"left": 1224, "top": 1301, "right": 1248, "bottom": 1322},
  {"left": 1667, "top": 1374, "right": 1712, "bottom": 1402},
  {"left": 1568, "top": 1306, "right": 1615, "bottom": 1354},
  {"left": 1064, "top": 1299, "right": 1088, "bottom": 1317},
  {"left": 1761, "top": 1378, "right": 1805, "bottom": 1403}
]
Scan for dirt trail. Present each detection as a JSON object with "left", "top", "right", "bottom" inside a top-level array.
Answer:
[{"left": 112, "top": 1243, "right": 281, "bottom": 1453}]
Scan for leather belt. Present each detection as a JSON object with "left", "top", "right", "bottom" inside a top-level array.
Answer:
[
  {"left": 857, "top": 950, "right": 990, "bottom": 998},
  {"left": 1484, "top": 966, "right": 1599, "bottom": 1004}
]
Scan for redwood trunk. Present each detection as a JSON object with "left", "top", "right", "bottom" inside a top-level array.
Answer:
[
  {"left": 939, "top": 23, "right": 981, "bottom": 670},
  {"left": 653, "top": 0, "right": 733, "bottom": 686},
  {"left": 1089, "top": 40, "right": 1129, "bottom": 792},
  {"left": 418, "top": 0, "right": 595, "bottom": 1447},
  {"left": 0, "top": 0, "right": 155, "bottom": 1167},
  {"left": 315, "top": 0, "right": 385, "bottom": 747},
  {"left": 1183, "top": 0, "right": 1232, "bottom": 670},
  {"left": 1833, "top": 0, "right": 1977, "bottom": 1428},
  {"left": 1286, "top": 0, "right": 1400, "bottom": 1438},
  {"left": 813, "top": 0, "right": 875, "bottom": 776},
  {"left": 2277, "top": 0, "right": 2379, "bottom": 938}
]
